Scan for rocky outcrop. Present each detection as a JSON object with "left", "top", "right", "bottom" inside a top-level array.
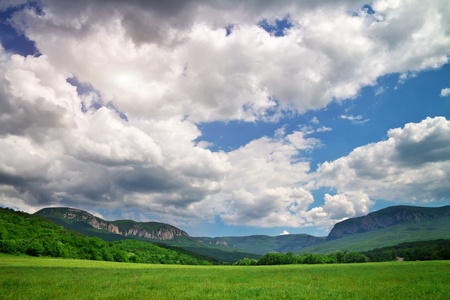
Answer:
[
  {"left": 215, "top": 240, "right": 228, "bottom": 246},
  {"left": 197, "top": 239, "right": 228, "bottom": 246},
  {"left": 36, "top": 207, "right": 188, "bottom": 241},
  {"left": 62, "top": 208, "right": 121, "bottom": 234},
  {"left": 327, "top": 205, "right": 450, "bottom": 240},
  {"left": 121, "top": 225, "right": 187, "bottom": 240}
]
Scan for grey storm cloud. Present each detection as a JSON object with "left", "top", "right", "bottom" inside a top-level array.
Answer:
[
  {"left": 393, "top": 129, "right": 450, "bottom": 167},
  {"left": 0, "top": 96, "right": 67, "bottom": 142},
  {"left": 114, "top": 167, "right": 184, "bottom": 193}
]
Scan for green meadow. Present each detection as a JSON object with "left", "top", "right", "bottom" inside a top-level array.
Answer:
[{"left": 1, "top": 254, "right": 448, "bottom": 299}]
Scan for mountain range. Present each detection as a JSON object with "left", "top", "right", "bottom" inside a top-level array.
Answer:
[{"left": 34, "top": 205, "right": 450, "bottom": 260}]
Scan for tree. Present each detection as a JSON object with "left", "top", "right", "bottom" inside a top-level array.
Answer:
[
  {"left": 0, "top": 240, "right": 18, "bottom": 254},
  {"left": 285, "top": 252, "right": 296, "bottom": 264},
  {"left": 26, "top": 241, "right": 45, "bottom": 257},
  {"left": 343, "top": 251, "right": 368, "bottom": 263}
]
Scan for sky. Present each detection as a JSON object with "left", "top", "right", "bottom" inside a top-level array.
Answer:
[{"left": 0, "top": 0, "right": 449, "bottom": 238}]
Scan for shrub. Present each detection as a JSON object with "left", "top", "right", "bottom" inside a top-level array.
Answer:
[{"left": 26, "top": 241, "right": 45, "bottom": 257}]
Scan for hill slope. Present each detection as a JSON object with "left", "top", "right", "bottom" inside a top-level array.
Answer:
[
  {"left": 35, "top": 207, "right": 188, "bottom": 241},
  {"left": 196, "top": 234, "right": 325, "bottom": 255},
  {"left": 0, "top": 207, "right": 218, "bottom": 264},
  {"left": 298, "top": 206, "right": 450, "bottom": 254},
  {"left": 34, "top": 207, "right": 260, "bottom": 262},
  {"left": 327, "top": 205, "right": 450, "bottom": 240},
  {"left": 34, "top": 205, "right": 450, "bottom": 258},
  {"left": 34, "top": 208, "right": 323, "bottom": 255}
]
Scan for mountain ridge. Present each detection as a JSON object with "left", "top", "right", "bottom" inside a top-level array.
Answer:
[
  {"left": 33, "top": 204, "right": 450, "bottom": 258},
  {"left": 196, "top": 234, "right": 325, "bottom": 255},
  {"left": 35, "top": 207, "right": 189, "bottom": 241},
  {"left": 327, "top": 205, "right": 450, "bottom": 240}
]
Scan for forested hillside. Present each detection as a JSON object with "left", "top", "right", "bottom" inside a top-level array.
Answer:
[
  {"left": 235, "top": 239, "right": 450, "bottom": 266},
  {"left": 34, "top": 207, "right": 263, "bottom": 262},
  {"left": 298, "top": 207, "right": 450, "bottom": 254},
  {"left": 0, "top": 207, "right": 218, "bottom": 265},
  {"left": 35, "top": 207, "right": 188, "bottom": 241},
  {"left": 362, "top": 239, "right": 450, "bottom": 262},
  {"left": 197, "top": 234, "right": 324, "bottom": 255}
]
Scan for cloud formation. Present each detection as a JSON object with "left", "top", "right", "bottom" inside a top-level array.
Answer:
[
  {"left": 441, "top": 88, "right": 450, "bottom": 97},
  {"left": 8, "top": 0, "right": 450, "bottom": 122},
  {"left": 340, "top": 114, "right": 370, "bottom": 125},
  {"left": 315, "top": 117, "right": 450, "bottom": 218},
  {"left": 0, "top": 0, "right": 449, "bottom": 230}
]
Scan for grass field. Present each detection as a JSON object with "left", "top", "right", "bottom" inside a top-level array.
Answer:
[{"left": 1, "top": 254, "right": 448, "bottom": 299}]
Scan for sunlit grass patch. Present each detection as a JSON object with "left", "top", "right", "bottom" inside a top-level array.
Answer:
[{"left": 1, "top": 254, "right": 449, "bottom": 299}]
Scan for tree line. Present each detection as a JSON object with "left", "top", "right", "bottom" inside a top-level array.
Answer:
[
  {"left": 234, "top": 250, "right": 368, "bottom": 265},
  {"left": 235, "top": 239, "right": 450, "bottom": 266},
  {"left": 0, "top": 207, "right": 218, "bottom": 265},
  {"left": 362, "top": 239, "right": 450, "bottom": 262}
]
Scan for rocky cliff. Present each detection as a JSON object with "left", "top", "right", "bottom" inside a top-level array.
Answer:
[
  {"left": 121, "top": 224, "right": 187, "bottom": 240},
  {"left": 197, "top": 239, "right": 229, "bottom": 246},
  {"left": 327, "top": 205, "right": 450, "bottom": 240},
  {"left": 35, "top": 207, "right": 189, "bottom": 241},
  {"left": 60, "top": 208, "right": 121, "bottom": 234}
]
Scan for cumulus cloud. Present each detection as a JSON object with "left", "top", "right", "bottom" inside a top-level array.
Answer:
[
  {"left": 0, "top": 0, "right": 449, "bottom": 230},
  {"left": 0, "top": 51, "right": 231, "bottom": 217},
  {"left": 297, "top": 117, "right": 450, "bottom": 229},
  {"left": 6, "top": 0, "right": 450, "bottom": 123},
  {"left": 0, "top": 47, "right": 320, "bottom": 226},
  {"left": 441, "top": 88, "right": 450, "bottom": 97},
  {"left": 219, "top": 132, "right": 318, "bottom": 227},
  {"left": 316, "top": 117, "right": 450, "bottom": 205}
]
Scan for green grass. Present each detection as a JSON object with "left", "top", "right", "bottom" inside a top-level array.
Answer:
[{"left": 1, "top": 254, "right": 448, "bottom": 299}]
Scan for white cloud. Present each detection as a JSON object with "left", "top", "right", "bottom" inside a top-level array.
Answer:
[
  {"left": 316, "top": 117, "right": 450, "bottom": 205},
  {"left": 375, "top": 86, "right": 385, "bottom": 96},
  {"left": 279, "top": 230, "right": 290, "bottom": 235},
  {"left": 0, "top": 0, "right": 450, "bottom": 230},
  {"left": 308, "top": 117, "right": 332, "bottom": 132},
  {"left": 299, "top": 117, "right": 450, "bottom": 229},
  {"left": 301, "top": 191, "right": 374, "bottom": 230},
  {"left": 398, "top": 72, "right": 418, "bottom": 85},
  {"left": 219, "top": 131, "right": 319, "bottom": 227},
  {"left": 441, "top": 88, "right": 450, "bottom": 97},
  {"left": 340, "top": 114, "right": 370, "bottom": 125},
  {"left": 0, "top": 51, "right": 231, "bottom": 218},
  {"left": 322, "top": 193, "right": 356, "bottom": 220},
  {"left": 317, "top": 126, "right": 333, "bottom": 133},
  {"left": 7, "top": 0, "right": 449, "bottom": 123},
  {"left": 0, "top": 47, "right": 321, "bottom": 227}
]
